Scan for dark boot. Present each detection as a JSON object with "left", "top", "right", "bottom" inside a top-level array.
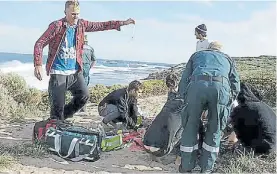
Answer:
[{"left": 179, "top": 165, "right": 192, "bottom": 173}]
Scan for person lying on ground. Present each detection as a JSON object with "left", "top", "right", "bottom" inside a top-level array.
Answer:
[
  {"left": 98, "top": 80, "right": 142, "bottom": 131},
  {"left": 228, "top": 82, "right": 276, "bottom": 154},
  {"left": 33, "top": 0, "right": 135, "bottom": 121}
]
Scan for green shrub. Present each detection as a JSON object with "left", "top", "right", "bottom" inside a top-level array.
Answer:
[
  {"left": 0, "top": 72, "right": 28, "bottom": 104},
  {"left": 37, "top": 91, "right": 50, "bottom": 112},
  {"left": 88, "top": 80, "right": 167, "bottom": 104},
  {"left": 0, "top": 73, "right": 43, "bottom": 122},
  {"left": 140, "top": 80, "right": 167, "bottom": 97},
  {"left": 89, "top": 84, "right": 125, "bottom": 104},
  {"left": 241, "top": 77, "right": 276, "bottom": 107},
  {"left": 0, "top": 84, "right": 40, "bottom": 122}
]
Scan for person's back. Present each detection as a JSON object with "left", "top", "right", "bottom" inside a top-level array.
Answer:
[
  {"left": 196, "top": 39, "right": 210, "bottom": 52},
  {"left": 190, "top": 50, "right": 231, "bottom": 78},
  {"left": 177, "top": 47, "right": 240, "bottom": 173},
  {"left": 98, "top": 88, "right": 127, "bottom": 107}
]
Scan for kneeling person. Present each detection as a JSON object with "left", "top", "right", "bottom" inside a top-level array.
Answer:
[
  {"left": 98, "top": 80, "right": 142, "bottom": 130},
  {"left": 229, "top": 82, "right": 276, "bottom": 154}
]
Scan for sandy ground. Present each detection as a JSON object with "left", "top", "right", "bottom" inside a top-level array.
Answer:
[{"left": 0, "top": 95, "right": 181, "bottom": 174}]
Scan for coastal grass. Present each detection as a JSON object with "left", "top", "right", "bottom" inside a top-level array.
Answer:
[
  {"left": 0, "top": 154, "right": 14, "bottom": 170},
  {"left": 0, "top": 142, "right": 49, "bottom": 171},
  {"left": 0, "top": 142, "right": 49, "bottom": 158},
  {"left": 215, "top": 149, "right": 276, "bottom": 173}
]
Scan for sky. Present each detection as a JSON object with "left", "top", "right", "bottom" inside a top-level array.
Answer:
[{"left": 0, "top": 0, "right": 276, "bottom": 64}]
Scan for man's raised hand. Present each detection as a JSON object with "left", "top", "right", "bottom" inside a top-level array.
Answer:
[{"left": 122, "top": 18, "right": 135, "bottom": 25}]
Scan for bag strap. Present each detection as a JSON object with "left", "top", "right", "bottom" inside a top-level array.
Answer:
[
  {"left": 51, "top": 131, "right": 99, "bottom": 161},
  {"left": 70, "top": 140, "right": 98, "bottom": 162},
  {"left": 70, "top": 154, "right": 88, "bottom": 162},
  {"left": 54, "top": 134, "right": 80, "bottom": 159}
]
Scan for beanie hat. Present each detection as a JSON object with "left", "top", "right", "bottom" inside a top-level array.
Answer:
[{"left": 195, "top": 24, "right": 207, "bottom": 36}]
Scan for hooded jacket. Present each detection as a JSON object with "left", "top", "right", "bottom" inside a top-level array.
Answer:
[{"left": 230, "top": 82, "right": 276, "bottom": 154}]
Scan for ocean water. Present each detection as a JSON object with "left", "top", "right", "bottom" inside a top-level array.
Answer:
[{"left": 0, "top": 52, "right": 174, "bottom": 91}]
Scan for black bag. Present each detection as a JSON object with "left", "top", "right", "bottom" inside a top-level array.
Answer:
[
  {"left": 33, "top": 119, "right": 72, "bottom": 143},
  {"left": 45, "top": 126, "right": 102, "bottom": 162}
]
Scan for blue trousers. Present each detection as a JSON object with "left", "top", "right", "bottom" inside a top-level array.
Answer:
[{"left": 180, "top": 79, "right": 231, "bottom": 173}]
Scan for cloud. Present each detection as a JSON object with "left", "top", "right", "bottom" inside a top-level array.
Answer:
[
  {"left": 237, "top": 3, "right": 245, "bottom": 10},
  {"left": 0, "top": 3, "right": 275, "bottom": 64},
  {"left": 193, "top": 0, "right": 213, "bottom": 7}
]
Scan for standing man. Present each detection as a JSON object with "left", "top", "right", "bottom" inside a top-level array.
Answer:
[
  {"left": 33, "top": 0, "right": 135, "bottom": 120},
  {"left": 178, "top": 43, "right": 240, "bottom": 173},
  {"left": 79, "top": 35, "right": 96, "bottom": 113},
  {"left": 82, "top": 34, "right": 96, "bottom": 86},
  {"left": 195, "top": 24, "right": 210, "bottom": 51}
]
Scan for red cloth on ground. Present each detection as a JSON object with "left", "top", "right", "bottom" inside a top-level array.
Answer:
[{"left": 122, "top": 129, "right": 146, "bottom": 151}]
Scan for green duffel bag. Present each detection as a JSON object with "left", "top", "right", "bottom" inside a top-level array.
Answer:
[{"left": 45, "top": 126, "right": 102, "bottom": 162}]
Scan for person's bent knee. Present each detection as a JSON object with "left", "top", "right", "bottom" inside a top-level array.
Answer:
[{"left": 78, "top": 89, "right": 89, "bottom": 105}]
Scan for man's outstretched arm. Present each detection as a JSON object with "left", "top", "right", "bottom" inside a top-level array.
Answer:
[{"left": 83, "top": 18, "right": 135, "bottom": 32}]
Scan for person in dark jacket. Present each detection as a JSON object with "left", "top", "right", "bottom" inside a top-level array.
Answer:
[
  {"left": 229, "top": 82, "right": 276, "bottom": 154},
  {"left": 98, "top": 80, "right": 142, "bottom": 130}
]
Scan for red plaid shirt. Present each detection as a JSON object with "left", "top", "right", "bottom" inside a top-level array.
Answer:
[{"left": 34, "top": 18, "right": 123, "bottom": 75}]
